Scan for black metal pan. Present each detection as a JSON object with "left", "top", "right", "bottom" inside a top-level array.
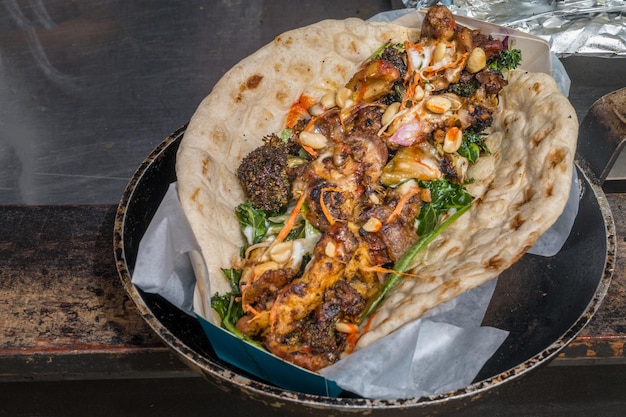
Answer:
[{"left": 113, "top": 89, "right": 622, "bottom": 416}]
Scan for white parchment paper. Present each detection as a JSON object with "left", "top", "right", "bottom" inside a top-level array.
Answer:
[
  {"left": 130, "top": 175, "right": 578, "bottom": 399},
  {"left": 320, "top": 279, "right": 507, "bottom": 399}
]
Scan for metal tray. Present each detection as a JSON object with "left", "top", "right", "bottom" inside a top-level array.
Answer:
[{"left": 113, "top": 88, "right": 617, "bottom": 414}]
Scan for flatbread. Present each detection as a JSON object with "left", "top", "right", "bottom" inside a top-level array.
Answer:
[
  {"left": 175, "top": 17, "right": 578, "bottom": 349},
  {"left": 356, "top": 69, "right": 578, "bottom": 348},
  {"left": 176, "top": 18, "right": 420, "bottom": 311}
]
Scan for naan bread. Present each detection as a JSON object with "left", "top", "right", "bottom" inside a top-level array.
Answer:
[
  {"left": 175, "top": 17, "right": 578, "bottom": 349},
  {"left": 176, "top": 19, "right": 420, "bottom": 306},
  {"left": 356, "top": 69, "right": 578, "bottom": 348}
]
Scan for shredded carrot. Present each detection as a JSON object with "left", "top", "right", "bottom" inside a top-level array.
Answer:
[
  {"left": 274, "top": 192, "right": 307, "bottom": 243},
  {"left": 304, "top": 114, "right": 323, "bottom": 133},
  {"left": 268, "top": 288, "right": 288, "bottom": 333},
  {"left": 363, "top": 311, "right": 377, "bottom": 334},
  {"left": 401, "top": 72, "right": 421, "bottom": 111},
  {"left": 400, "top": 41, "right": 424, "bottom": 111},
  {"left": 319, "top": 187, "right": 342, "bottom": 226},
  {"left": 239, "top": 278, "right": 260, "bottom": 316},
  {"left": 247, "top": 310, "right": 268, "bottom": 325},
  {"left": 404, "top": 41, "right": 422, "bottom": 77},
  {"left": 295, "top": 115, "right": 325, "bottom": 158},
  {"left": 239, "top": 292, "right": 257, "bottom": 317},
  {"left": 343, "top": 322, "right": 361, "bottom": 354},
  {"left": 345, "top": 332, "right": 360, "bottom": 354},
  {"left": 300, "top": 144, "right": 318, "bottom": 158},
  {"left": 242, "top": 300, "right": 263, "bottom": 316},
  {"left": 286, "top": 94, "right": 316, "bottom": 128},
  {"left": 420, "top": 52, "right": 468, "bottom": 80},
  {"left": 258, "top": 192, "right": 307, "bottom": 324},
  {"left": 343, "top": 312, "right": 378, "bottom": 354},
  {"left": 385, "top": 187, "right": 421, "bottom": 224}
]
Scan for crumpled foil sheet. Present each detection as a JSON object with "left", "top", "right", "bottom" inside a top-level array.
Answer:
[{"left": 401, "top": 0, "right": 626, "bottom": 57}]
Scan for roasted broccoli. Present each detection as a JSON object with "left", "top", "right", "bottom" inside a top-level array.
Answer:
[
  {"left": 236, "top": 134, "right": 291, "bottom": 213},
  {"left": 447, "top": 78, "right": 479, "bottom": 98}
]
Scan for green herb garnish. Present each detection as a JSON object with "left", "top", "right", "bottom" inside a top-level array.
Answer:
[
  {"left": 488, "top": 48, "right": 522, "bottom": 72},
  {"left": 458, "top": 131, "right": 490, "bottom": 164},
  {"left": 280, "top": 128, "right": 293, "bottom": 143},
  {"left": 368, "top": 40, "right": 405, "bottom": 61}
]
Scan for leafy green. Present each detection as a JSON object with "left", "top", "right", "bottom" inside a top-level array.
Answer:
[
  {"left": 210, "top": 268, "right": 246, "bottom": 338},
  {"left": 210, "top": 269, "right": 263, "bottom": 347},
  {"left": 488, "top": 48, "right": 522, "bottom": 72},
  {"left": 210, "top": 293, "right": 236, "bottom": 324},
  {"left": 447, "top": 78, "right": 479, "bottom": 97},
  {"left": 458, "top": 131, "right": 490, "bottom": 164},
  {"left": 235, "top": 201, "right": 268, "bottom": 245},
  {"left": 222, "top": 267, "right": 243, "bottom": 294},
  {"left": 359, "top": 180, "right": 474, "bottom": 321},
  {"left": 280, "top": 128, "right": 293, "bottom": 143},
  {"left": 416, "top": 179, "right": 473, "bottom": 235}
]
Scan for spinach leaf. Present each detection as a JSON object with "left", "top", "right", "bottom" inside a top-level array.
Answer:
[
  {"left": 235, "top": 201, "right": 268, "bottom": 245},
  {"left": 458, "top": 131, "right": 489, "bottom": 164},
  {"left": 210, "top": 268, "right": 261, "bottom": 346},
  {"left": 416, "top": 179, "right": 473, "bottom": 235}
]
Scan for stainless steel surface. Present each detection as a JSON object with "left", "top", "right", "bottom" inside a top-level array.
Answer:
[
  {"left": 1, "top": 1, "right": 624, "bottom": 206},
  {"left": 0, "top": 0, "right": 390, "bottom": 204}
]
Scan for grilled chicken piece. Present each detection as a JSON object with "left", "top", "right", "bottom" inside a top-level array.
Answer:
[{"left": 292, "top": 131, "right": 388, "bottom": 231}]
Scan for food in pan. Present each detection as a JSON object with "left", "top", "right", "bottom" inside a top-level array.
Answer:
[{"left": 176, "top": 6, "right": 578, "bottom": 372}]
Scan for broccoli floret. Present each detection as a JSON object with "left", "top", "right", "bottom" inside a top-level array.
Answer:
[
  {"left": 236, "top": 134, "right": 291, "bottom": 213},
  {"left": 447, "top": 78, "right": 480, "bottom": 97}
]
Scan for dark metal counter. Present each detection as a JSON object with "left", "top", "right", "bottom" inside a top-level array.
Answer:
[{"left": 1, "top": 1, "right": 625, "bottom": 416}]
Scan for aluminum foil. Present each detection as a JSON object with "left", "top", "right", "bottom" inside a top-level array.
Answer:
[{"left": 401, "top": 0, "right": 626, "bottom": 57}]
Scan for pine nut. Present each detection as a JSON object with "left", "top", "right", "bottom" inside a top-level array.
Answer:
[
  {"left": 381, "top": 102, "right": 401, "bottom": 127},
  {"left": 299, "top": 131, "right": 328, "bottom": 149},
  {"left": 433, "top": 41, "right": 447, "bottom": 63},
  {"left": 425, "top": 95, "right": 452, "bottom": 114},
  {"left": 362, "top": 217, "right": 383, "bottom": 233},
  {"left": 335, "top": 87, "right": 354, "bottom": 109},
  {"left": 413, "top": 84, "right": 425, "bottom": 101},
  {"left": 307, "top": 103, "right": 325, "bottom": 116},
  {"left": 320, "top": 91, "right": 336, "bottom": 109},
  {"left": 335, "top": 321, "right": 358, "bottom": 334},
  {"left": 466, "top": 47, "right": 486, "bottom": 74},
  {"left": 443, "top": 127, "right": 463, "bottom": 153}
]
